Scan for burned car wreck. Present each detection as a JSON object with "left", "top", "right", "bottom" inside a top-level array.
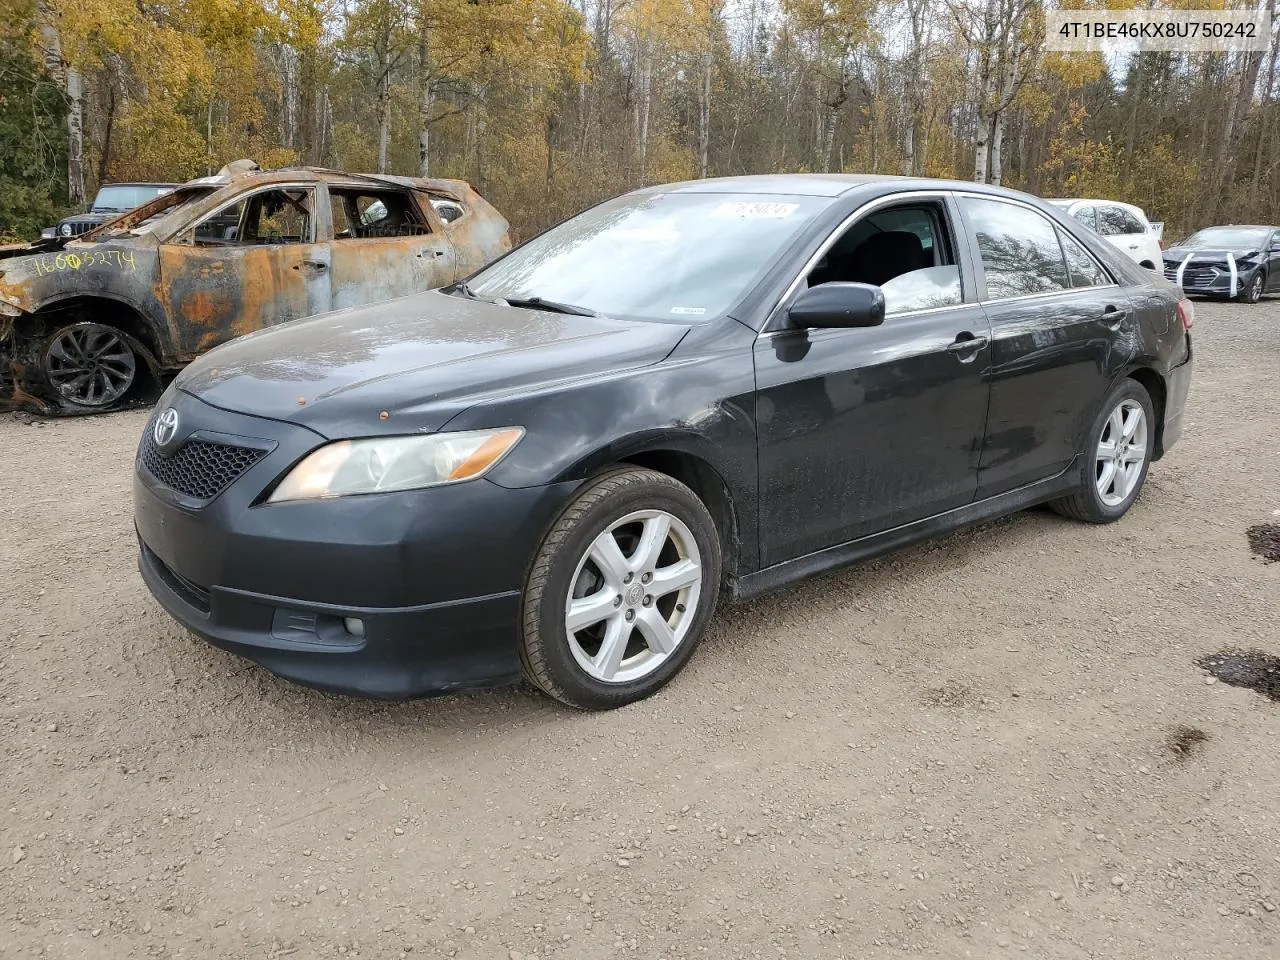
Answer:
[{"left": 0, "top": 160, "right": 511, "bottom": 413}]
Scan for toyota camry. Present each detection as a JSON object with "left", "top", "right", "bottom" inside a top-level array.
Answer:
[{"left": 133, "top": 174, "right": 1194, "bottom": 710}]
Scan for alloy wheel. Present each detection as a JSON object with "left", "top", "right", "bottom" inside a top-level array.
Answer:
[
  {"left": 44, "top": 323, "right": 137, "bottom": 407},
  {"left": 564, "top": 509, "right": 703, "bottom": 683},
  {"left": 1095, "top": 398, "right": 1147, "bottom": 507},
  {"left": 1251, "top": 274, "right": 1264, "bottom": 301}
]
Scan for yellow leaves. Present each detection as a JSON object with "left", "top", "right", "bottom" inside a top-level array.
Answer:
[{"left": 110, "top": 102, "right": 207, "bottom": 181}]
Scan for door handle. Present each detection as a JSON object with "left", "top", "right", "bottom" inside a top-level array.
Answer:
[
  {"left": 417, "top": 249, "right": 446, "bottom": 259},
  {"left": 292, "top": 260, "right": 328, "bottom": 273},
  {"left": 946, "top": 333, "right": 988, "bottom": 362},
  {"left": 1102, "top": 307, "right": 1128, "bottom": 330}
]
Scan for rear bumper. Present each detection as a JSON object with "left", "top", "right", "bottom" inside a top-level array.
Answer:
[{"left": 1159, "top": 338, "right": 1193, "bottom": 456}]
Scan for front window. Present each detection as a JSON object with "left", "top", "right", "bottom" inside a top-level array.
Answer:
[
  {"left": 805, "top": 202, "right": 963, "bottom": 315},
  {"left": 466, "top": 191, "right": 825, "bottom": 321},
  {"left": 187, "top": 188, "right": 316, "bottom": 246},
  {"left": 91, "top": 185, "right": 171, "bottom": 213},
  {"left": 1181, "top": 227, "right": 1272, "bottom": 249}
]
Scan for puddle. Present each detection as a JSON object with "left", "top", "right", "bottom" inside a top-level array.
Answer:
[
  {"left": 1247, "top": 523, "right": 1280, "bottom": 562},
  {"left": 1166, "top": 725, "right": 1209, "bottom": 761},
  {"left": 1198, "top": 649, "right": 1280, "bottom": 702}
]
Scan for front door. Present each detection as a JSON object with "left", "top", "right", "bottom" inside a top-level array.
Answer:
[
  {"left": 1265, "top": 231, "right": 1280, "bottom": 292},
  {"left": 159, "top": 184, "right": 331, "bottom": 356},
  {"left": 956, "top": 195, "right": 1130, "bottom": 498},
  {"left": 754, "top": 196, "right": 992, "bottom": 567},
  {"left": 323, "top": 185, "right": 456, "bottom": 309}
]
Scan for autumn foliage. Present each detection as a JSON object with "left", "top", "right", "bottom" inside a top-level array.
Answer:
[{"left": 4, "top": 0, "right": 1280, "bottom": 242}]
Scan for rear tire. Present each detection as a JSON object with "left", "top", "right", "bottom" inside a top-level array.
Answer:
[
  {"left": 1051, "top": 378, "right": 1155, "bottom": 524},
  {"left": 520, "top": 468, "right": 721, "bottom": 710}
]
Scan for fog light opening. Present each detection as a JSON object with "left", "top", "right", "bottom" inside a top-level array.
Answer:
[{"left": 343, "top": 617, "right": 366, "bottom": 638}]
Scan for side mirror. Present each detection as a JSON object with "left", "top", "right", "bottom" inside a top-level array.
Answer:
[{"left": 787, "top": 282, "right": 886, "bottom": 329}]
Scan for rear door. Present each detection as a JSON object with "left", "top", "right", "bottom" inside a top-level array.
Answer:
[
  {"left": 159, "top": 184, "right": 331, "bottom": 356},
  {"left": 323, "top": 184, "right": 455, "bottom": 309},
  {"left": 956, "top": 194, "right": 1132, "bottom": 498}
]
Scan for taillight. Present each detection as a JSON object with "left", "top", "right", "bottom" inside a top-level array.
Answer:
[
  {"left": 1159, "top": 238, "right": 1167, "bottom": 250},
  {"left": 1176, "top": 298, "right": 1194, "bottom": 331}
]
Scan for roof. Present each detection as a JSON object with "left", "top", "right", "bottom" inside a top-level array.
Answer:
[
  {"left": 178, "top": 162, "right": 472, "bottom": 201},
  {"left": 99, "top": 182, "right": 178, "bottom": 188},
  {"left": 1198, "top": 223, "right": 1279, "bottom": 230},
  {"left": 1044, "top": 197, "right": 1149, "bottom": 218},
  {"left": 639, "top": 173, "right": 1065, "bottom": 205}
]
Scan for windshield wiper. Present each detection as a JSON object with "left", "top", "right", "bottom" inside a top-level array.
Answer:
[{"left": 498, "top": 296, "right": 600, "bottom": 317}]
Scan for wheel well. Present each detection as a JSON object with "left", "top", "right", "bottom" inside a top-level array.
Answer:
[
  {"left": 1128, "top": 368, "right": 1168, "bottom": 459},
  {"left": 32, "top": 297, "right": 161, "bottom": 361},
  {"left": 618, "top": 450, "right": 741, "bottom": 591}
]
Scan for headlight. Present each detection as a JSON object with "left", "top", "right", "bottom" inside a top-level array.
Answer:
[
  {"left": 268, "top": 428, "right": 524, "bottom": 503},
  {"left": 59, "top": 223, "right": 72, "bottom": 236}
]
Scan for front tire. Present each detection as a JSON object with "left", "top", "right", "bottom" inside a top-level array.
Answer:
[
  {"left": 520, "top": 468, "right": 722, "bottom": 710},
  {"left": 1238, "top": 270, "right": 1265, "bottom": 303},
  {"left": 1051, "top": 379, "right": 1155, "bottom": 524},
  {"left": 43, "top": 322, "right": 137, "bottom": 407}
]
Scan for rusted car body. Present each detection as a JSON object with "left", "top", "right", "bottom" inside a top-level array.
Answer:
[{"left": 0, "top": 161, "right": 512, "bottom": 412}]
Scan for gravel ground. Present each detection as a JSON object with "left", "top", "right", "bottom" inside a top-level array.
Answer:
[{"left": 1, "top": 300, "right": 1278, "bottom": 960}]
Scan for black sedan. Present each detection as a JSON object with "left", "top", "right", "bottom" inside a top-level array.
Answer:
[
  {"left": 133, "top": 175, "right": 1194, "bottom": 710},
  {"left": 1163, "top": 224, "right": 1280, "bottom": 302}
]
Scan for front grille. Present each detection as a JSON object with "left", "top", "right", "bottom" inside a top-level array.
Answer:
[
  {"left": 62, "top": 220, "right": 99, "bottom": 237},
  {"left": 1164, "top": 265, "right": 1219, "bottom": 289},
  {"left": 139, "top": 432, "right": 266, "bottom": 501}
]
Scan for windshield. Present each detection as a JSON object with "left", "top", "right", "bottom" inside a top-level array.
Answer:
[
  {"left": 467, "top": 191, "right": 825, "bottom": 321},
  {"left": 1182, "top": 227, "right": 1271, "bottom": 249},
  {"left": 92, "top": 185, "right": 171, "bottom": 213}
]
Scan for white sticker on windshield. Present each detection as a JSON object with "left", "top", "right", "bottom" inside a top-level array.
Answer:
[
  {"left": 611, "top": 219, "right": 680, "bottom": 242},
  {"left": 711, "top": 201, "right": 800, "bottom": 220},
  {"left": 670, "top": 306, "right": 707, "bottom": 315}
]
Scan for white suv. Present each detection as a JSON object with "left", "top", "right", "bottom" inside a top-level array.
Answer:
[{"left": 1045, "top": 198, "right": 1164, "bottom": 270}]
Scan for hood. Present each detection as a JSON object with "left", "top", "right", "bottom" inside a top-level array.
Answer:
[
  {"left": 176, "top": 290, "right": 690, "bottom": 436},
  {"left": 1163, "top": 244, "right": 1263, "bottom": 264}
]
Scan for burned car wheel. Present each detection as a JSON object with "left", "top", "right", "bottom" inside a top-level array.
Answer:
[{"left": 43, "top": 322, "right": 138, "bottom": 407}]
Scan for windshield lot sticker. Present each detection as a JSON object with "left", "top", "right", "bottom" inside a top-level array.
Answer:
[
  {"left": 711, "top": 201, "right": 800, "bottom": 220},
  {"left": 31, "top": 249, "right": 138, "bottom": 277},
  {"left": 612, "top": 222, "right": 681, "bottom": 242},
  {"left": 670, "top": 306, "right": 707, "bottom": 315}
]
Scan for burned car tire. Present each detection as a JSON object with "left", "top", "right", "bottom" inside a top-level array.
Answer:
[
  {"left": 43, "top": 322, "right": 138, "bottom": 408},
  {"left": 520, "top": 468, "right": 722, "bottom": 710},
  {"left": 1051, "top": 378, "right": 1155, "bottom": 524}
]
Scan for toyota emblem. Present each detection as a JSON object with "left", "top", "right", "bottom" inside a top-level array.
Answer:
[{"left": 153, "top": 407, "right": 180, "bottom": 447}]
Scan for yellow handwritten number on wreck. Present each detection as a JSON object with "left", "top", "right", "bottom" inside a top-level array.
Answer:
[{"left": 32, "top": 249, "right": 137, "bottom": 277}]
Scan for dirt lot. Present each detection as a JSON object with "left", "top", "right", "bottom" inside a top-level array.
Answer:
[{"left": 2, "top": 300, "right": 1278, "bottom": 960}]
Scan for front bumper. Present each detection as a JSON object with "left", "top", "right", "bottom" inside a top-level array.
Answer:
[
  {"left": 133, "top": 391, "right": 579, "bottom": 698},
  {"left": 1163, "top": 263, "right": 1260, "bottom": 297}
]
